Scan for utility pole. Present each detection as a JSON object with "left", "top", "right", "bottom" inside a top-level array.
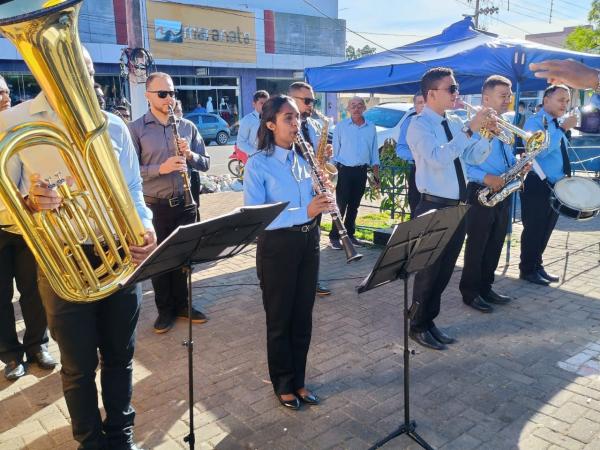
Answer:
[
  {"left": 549, "top": 0, "right": 554, "bottom": 23},
  {"left": 474, "top": 0, "right": 481, "bottom": 28}
]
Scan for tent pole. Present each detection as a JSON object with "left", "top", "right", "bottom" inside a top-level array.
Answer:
[{"left": 505, "top": 81, "right": 521, "bottom": 266}]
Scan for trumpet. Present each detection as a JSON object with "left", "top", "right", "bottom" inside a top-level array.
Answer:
[{"left": 462, "top": 101, "right": 523, "bottom": 146}]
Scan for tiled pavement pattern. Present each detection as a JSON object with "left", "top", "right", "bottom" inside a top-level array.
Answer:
[{"left": 1, "top": 191, "right": 600, "bottom": 450}]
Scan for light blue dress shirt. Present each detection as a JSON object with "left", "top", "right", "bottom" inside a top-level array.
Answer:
[
  {"left": 332, "top": 118, "right": 379, "bottom": 167},
  {"left": 243, "top": 145, "right": 314, "bottom": 230},
  {"left": 0, "top": 94, "right": 153, "bottom": 230},
  {"left": 466, "top": 137, "right": 516, "bottom": 184},
  {"left": 236, "top": 110, "right": 260, "bottom": 155},
  {"left": 406, "top": 105, "right": 492, "bottom": 200},
  {"left": 303, "top": 117, "right": 321, "bottom": 148},
  {"left": 524, "top": 108, "right": 567, "bottom": 184},
  {"left": 395, "top": 109, "right": 417, "bottom": 161}
]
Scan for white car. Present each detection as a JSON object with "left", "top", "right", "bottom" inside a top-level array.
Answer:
[{"left": 363, "top": 102, "right": 413, "bottom": 150}]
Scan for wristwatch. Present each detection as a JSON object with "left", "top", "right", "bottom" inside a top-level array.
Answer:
[{"left": 461, "top": 125, "right": 473, "bottom": 138}]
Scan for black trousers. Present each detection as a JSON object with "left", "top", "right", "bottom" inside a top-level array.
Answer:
[
  {"left": 459, "top": 183, "right": 511, "bottom": 302},
  {"left": 410, "top": 199, "right": 467, "bottom": 332},
  {"left": 190, "top": 170, "right": 201, "bottom": 218},
  {"left": 148, "top": 203, "right": 197, "bottom": 315},
  {"left": 38, "top": 270, "right": 141, "bottom": 450},
  {"left": 256, "top": 226, "right": 319, "bottom": 395},
  {"left": 519, "top": 173, "right": 559, "bottom": 274},
  {"left": 329, "top": 164, "right": 367, "bottom": 240},
  {"left": 0, "top": 229, "right": 48, "bottom": 364},
  {"left": 407, "top": 164, "right": 420, "bottom": 218}
]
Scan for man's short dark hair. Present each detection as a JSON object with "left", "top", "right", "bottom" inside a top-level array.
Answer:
[
  {"left": 413, "top": 91, "right": 423, "bottom": 103},
  {"left": 288, "top": 81, "right": 313, "bottom": 94},
  {"left": 145, "top": 72, "right": 172, "bottom": 90},
  {"left": 543, "top": 84, "right": 570, "bottom": 100},
  {"left": 94, "top": 82, "right": 102, "bottom": 90},
  {"left": 421, "top": 67, "right": 454, "bottom": 101},
  {"left": 253, "top": 90, "right": 269, "bottom": 102},
  {"left": 482, "top": 75, "right": 511, "bottom": 94}
]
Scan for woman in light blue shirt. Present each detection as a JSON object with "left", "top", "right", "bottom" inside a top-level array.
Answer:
[{"left": 244, "top": 95, "right": 331, "bottom": 410}]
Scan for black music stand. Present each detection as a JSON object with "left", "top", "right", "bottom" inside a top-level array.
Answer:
[
  {"left": 121, "top": 202, "right": 287, "bottom": 450},
  {"left": 357, "top": 205, "right": 468, "bottom": 450}
]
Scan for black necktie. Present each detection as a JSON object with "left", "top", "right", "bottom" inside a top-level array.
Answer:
[
  {"left": 441, "top": 119, "right": 467, "bottom": 202},
  {"left": 301, "top": 120, "right": 313, "bottom": 147},
  {"left": 553, "top": 118, "right": 572, "bottom": 177}
]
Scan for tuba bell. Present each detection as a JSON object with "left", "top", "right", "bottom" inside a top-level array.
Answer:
[{"left": 0, "top": 0, "right": 146, "bottom": 302}]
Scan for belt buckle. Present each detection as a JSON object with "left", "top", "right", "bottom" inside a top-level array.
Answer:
[
  {"left": 168, "top": 197, "right": 180, "bottom": 207},
  {"left": 301, "top": 224, "right": 310, "bottom": 232}
]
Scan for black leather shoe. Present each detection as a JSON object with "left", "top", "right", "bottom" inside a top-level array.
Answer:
[
  {"left": 409, "top": 329, "right": 447, "bottom": 350},
  {"left": 464, "top": 296, "right": 494, "bottom": 313},
  {"left": 296, "top": 391, "right": 320, "bottom": 405},
  {"left": 153, "top": 312, "right": 175, "bottom": 334},
  {"left": 176, "top": 307, "right": 208, "bottom": 324},
  {"left": 429, "top": 325, "right": 456, "bottom": 344},
  {"left": 538, "top": 268, "right": 559, "bottom": 282},
  {"left": 329, "top": 238, "right": 342, "bottom": 250},
  {"left": 316, "top": 282, "right": 331, "bottom": 296},
  {"left": 4, "top": 361, "right": 25, "bottom": 381},
  {"left": 520, "top": 272, "right": 550, "bottom": 286},
  {"left": 348, "top": 236, "right": 364, "bottom": 247},
  {"left": 277, "top": 394, "right": 300, "bottom": 410},
  {"left": 28, "top": 350, "right": 57, "bottom": 370},
  {"left": 481, "top": 289, "right": 511, "bottom": 305}
]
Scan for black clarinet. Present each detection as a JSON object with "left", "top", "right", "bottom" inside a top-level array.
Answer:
[
  {"left": 294, "top": 132, "right": 362, "bottom": 263},
  {"left": 167, "top": 106, "right": 196, "bottom": 209}
]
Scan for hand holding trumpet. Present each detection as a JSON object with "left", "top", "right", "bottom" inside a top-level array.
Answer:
[{"left": 468, "top": 106, "right": 500, "bottom": 136}]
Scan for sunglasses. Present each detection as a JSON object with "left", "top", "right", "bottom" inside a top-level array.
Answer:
[
  {"left": 432, "top": 84, "right": 459, "bottom": 95},
  {"left": 293, "top": 96, "right": 316, "bottom": 106},
  {"left": 147, "top": 90, "right": 176, "bottom": 99}
]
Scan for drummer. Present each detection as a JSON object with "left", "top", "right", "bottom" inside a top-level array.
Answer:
[{"left": 519, "top": 84, "right": 577, "bottom": 286}]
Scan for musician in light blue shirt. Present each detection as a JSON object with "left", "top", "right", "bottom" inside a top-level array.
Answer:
[
  {"left": 461, "top": 75, "right": 519, "bottom": 314},
  {"left": 329, "top": 97, "right": 379, "bottom": 249},
  {"left": 244, "top": 95, "right": 331, "bottom": 411},
  {"left": 405, "top": 67, "right": 496, "bottom": 352},
  {"left": 236, "top": 90, "right": 268, "bottom": 155},
  {"left": 396, "top": 92, "right": 425, "bottom": 214},
  {"left": 519, "top": 84, "right": 577, "bottom": 286}
]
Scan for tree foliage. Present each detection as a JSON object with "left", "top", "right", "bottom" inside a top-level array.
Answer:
[
  {"left": 565, "top": 0, "right": 600, "bottom": 53},
  {"left": 346, "top": 44, "right": 377, "bottom": 60}
]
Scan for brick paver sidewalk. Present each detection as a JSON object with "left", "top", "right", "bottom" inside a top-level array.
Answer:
[{"left": 1, "top": 191, "right": 600, "bottom": 449}]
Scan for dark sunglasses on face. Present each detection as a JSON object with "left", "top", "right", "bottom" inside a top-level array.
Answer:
[
  {"left": 293, "top": 96, "right": 315, "bottom": 106},
  {"left": 147, "top": 90, "right": 176, "bottom": 99},
  {"left": 432, "top": 84, "right": 459, "bottom": 95}
]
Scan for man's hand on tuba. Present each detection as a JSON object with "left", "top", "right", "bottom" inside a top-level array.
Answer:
[{"left": 26, "top": 173, "right": 62, "bottom": 212}]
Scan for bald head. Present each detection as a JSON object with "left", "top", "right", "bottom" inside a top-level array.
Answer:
[{"left": 81, "top": 46, "right": 94, "bottom": 78}]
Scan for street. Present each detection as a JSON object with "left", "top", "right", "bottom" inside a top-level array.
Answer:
[{"left": 205, "top": 141, "right": 235, "bottom": 176}]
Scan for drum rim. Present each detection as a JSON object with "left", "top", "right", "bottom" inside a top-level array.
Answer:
[{"left": 552, "top": 176, "right": 600, "bottom": 211}]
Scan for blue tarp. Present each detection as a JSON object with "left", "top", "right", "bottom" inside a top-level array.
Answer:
[{"left": 305, "top": 17, "right": 600, "bottom": 95}]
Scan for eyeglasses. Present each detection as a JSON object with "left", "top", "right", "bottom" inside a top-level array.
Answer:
[
  {"left": 0, "top": 90, "right": 9, "bottom": 96},
  {"left": 147, "top": 90, "right": 176, "bottom": 99},
  {"left": 432, "top": 84, "right": 459, "bottom": 95},
  {"left": 293, "top": 96, "right": 316, "bottom": 106}
]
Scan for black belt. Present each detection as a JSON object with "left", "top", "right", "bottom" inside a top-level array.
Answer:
[
  {"left": 338, "top": 163, "right": 368, "bottom": 169},
  {"left": 276, "top": 219, "right": 318, "bottom": 233},
  {"left": 144, "top": 195, "right": 185, "bottom": 207},
  {"left": 421, "top": 193, "right": 460, "bottom": 207}
]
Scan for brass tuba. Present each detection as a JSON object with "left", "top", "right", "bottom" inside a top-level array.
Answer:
[{"left": 0, "top": 0, "right": 146, "bottom": 302}]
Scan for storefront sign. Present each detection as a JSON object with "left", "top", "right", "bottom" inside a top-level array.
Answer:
[{"left": 147, "top": 1, "right": 256, "bottom": 63}]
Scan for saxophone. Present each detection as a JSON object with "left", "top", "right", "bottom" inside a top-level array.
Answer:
[
  {"left": 312, "top": 111, "right": 338, "bottom": 187},
  {"left": 477, "top": 118, "right": 549, "bottom": 207}
]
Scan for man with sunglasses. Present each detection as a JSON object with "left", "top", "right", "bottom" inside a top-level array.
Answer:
[
  {"left": 129, "top": 72, "right": 210, "bottom": 334},
  {"left": 406, "top": 67, "right": 496, "bottom": 350},
  {"left": 288, "top": 81, "right": 332, "bottom": 297}
]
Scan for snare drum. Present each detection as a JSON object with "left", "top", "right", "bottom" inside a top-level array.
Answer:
[{"left": 550, "top": 176, "right": 600, "bottom": 221}]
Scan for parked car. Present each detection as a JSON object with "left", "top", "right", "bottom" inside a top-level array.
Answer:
[
  {"left": 363, "top": 102, "right": 413, "bottom": 150},
  {"left": 183, "top": 112, "right": 230, "bottom": 145}
]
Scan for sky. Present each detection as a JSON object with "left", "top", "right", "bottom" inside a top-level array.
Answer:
[{"left": 339, "top": 0, "right": 594, "bottom": 51}]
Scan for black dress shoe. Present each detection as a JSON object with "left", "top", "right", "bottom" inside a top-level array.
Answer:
[
  {"left": 4, "top": 361, "right": 25, "bottom": 381},
  {"left": 409, "top": 329, "right": 447, "bottom": 350},
  {"left": 538, "top": 268, "right": 559, "bottom": 282},
  {"left": 176, "top": 307, "right": 208, "bottom": 324},
  {"left": 520, "top": 272, "right": 550, "bottom": 286},
  {"left": 429, "top": 325, "right": 456, "bottom": 344},
  {"left": 153, "top": 312, "right": 175, "bottom": 334},
  {"left": 316, "top": 281, "right": 331, "bottom": 296},
  {"left": 28, "top": 350, "right": 57, "bottom": 370},
  {"left": 481, "top": 289, "right": 511, "bottom": 305},
  {"left": 329, "top": 238, "right": 342, "bottom": 250},
  {"left": 464, "top": 295, "right": 494, "bottom": 313},
  {"left": 296, "top": 391, "right": 320, "bottom": 405},
  {"left": 277, "top": 394, "right": 300, "bottom": 410}
]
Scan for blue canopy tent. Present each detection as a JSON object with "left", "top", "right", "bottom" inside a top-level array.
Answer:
[{"left": 305, "top": 17, "right": 600, "bottom": 95}]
